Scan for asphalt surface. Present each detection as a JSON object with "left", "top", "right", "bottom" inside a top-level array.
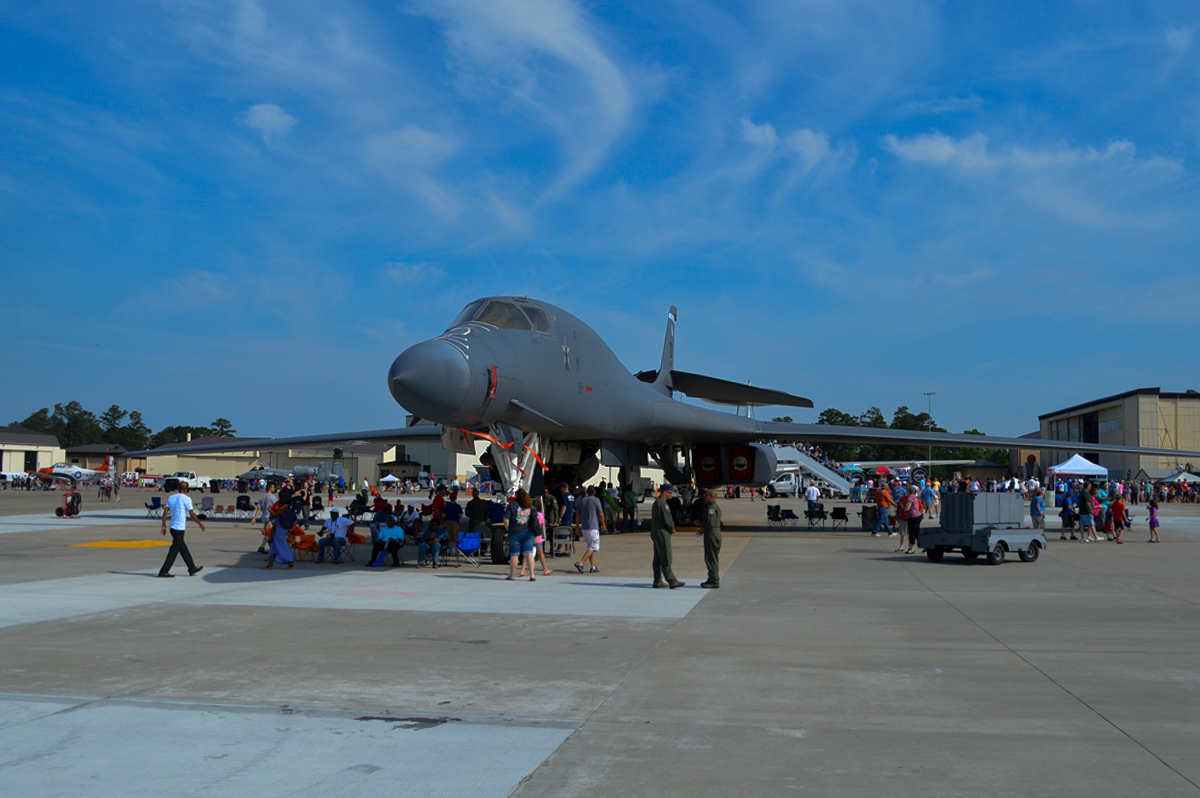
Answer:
[{"left": 0, "top": 487, "right": 1197, "bottom": 797}]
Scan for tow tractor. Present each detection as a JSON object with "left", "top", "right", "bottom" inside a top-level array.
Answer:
[{"left": 919, "top": 492, "right": 1046, "bottom": 565}]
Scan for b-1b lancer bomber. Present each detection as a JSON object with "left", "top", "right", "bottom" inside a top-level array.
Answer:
[{"left": 133, "top": 297, "right": 1200, "bottom": 495}]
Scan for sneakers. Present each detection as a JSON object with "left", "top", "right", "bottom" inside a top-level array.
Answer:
[
  {"left": 653, "top": 581, "right": 668, "bottom": 588},
  {"left": 589, "top": 567, "right": 600, "bottom": 573},
  {"left": 668, "top": 580, "right": 685, "bottom": 589},
  {"left": 574, "top": 562, "right": 585, "bottom": 573},
  {"left": 700, "top": 581, "right": 719, "bottom": 589}
]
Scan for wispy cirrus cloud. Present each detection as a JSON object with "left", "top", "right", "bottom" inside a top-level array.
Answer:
[{"left": 411, "top": 0, "right": 636, "bottom": 201}]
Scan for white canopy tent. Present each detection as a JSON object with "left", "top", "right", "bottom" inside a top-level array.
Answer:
[
  {"left": 378, "top": 474, "right": 400, "bottom": 483},
  {"left": 1047, "top": 453, "right": 1107, "bottom": 478}
]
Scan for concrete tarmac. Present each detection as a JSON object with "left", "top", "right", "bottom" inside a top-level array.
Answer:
[{"left": 0, "top": 488, "right": 1198, "bottom": 797}]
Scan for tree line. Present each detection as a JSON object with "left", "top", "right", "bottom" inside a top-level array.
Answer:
[
  {"left": 774, "top": 405, "right": 1011, "bottom": 467},
  {"left": 11, "top": 401, "right": 236, "bottom": 451}
]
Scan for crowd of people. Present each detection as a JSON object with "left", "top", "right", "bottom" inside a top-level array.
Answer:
[{"left": 866, "top": 473, "right": 1181, "bottom": 548}]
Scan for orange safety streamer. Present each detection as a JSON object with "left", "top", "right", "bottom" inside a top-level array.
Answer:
[
  {"left": 523, "top": 445, "right": 547, "bottom": 471},
  {"left": 457, "top": 429, "right": 513, "bottom": 448}
]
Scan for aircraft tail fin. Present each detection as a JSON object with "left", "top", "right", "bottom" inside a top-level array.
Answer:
[
  {"left": 98, "top": 456, "right": 115, "bottom": 473},
  {"left": 651, "top": 306, "right": 677, "bottom": 396}
]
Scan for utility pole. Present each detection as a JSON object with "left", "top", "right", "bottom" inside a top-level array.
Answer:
[{"left": 924, "top": 392, "right": 936, "bottom": 473}]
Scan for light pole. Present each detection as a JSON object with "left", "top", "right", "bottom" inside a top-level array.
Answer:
[{"left": 924, "top": 392, "right": 936, "bottom": 472}]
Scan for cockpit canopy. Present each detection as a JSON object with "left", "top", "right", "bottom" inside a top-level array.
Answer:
[{"left": 450, "top": 299, "right": 552, "bottom": 335}]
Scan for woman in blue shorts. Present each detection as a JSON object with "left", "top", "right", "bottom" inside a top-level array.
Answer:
[{"left": 504, "top": 488, "right": 539, "bottom": 581}]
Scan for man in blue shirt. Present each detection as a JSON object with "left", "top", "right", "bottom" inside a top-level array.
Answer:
[
  {"left": 919, "top": 483, "right": 936, "bottom": 520},
  {"left": 558, "top": 483, "right": 575, "bottom": 527}
]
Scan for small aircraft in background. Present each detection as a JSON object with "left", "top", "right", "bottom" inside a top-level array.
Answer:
[
  {"left": 29, "top": 456, "right": 116, "bottom": 485},
  {"left": 237, "top": 463, "right": 340, "bottom": 483},
  {"left": 127, "top": 297, "right": 1200, "bottom": 497}
]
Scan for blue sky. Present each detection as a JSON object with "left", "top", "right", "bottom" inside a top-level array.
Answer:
[{"left": 2, "top": 0, "right": 1199, "bottom": 439}]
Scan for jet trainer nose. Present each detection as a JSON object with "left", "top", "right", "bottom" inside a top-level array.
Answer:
[{"left": 388, "top": 340, "right": 473, "bottom": 422}]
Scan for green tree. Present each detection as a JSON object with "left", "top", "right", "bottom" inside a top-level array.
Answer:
[
  {"left": 149, "top": 425, "right": 214, "bottom": 449},
  {"left": 51, "top": 401, "right": 103, "bottom": 448},
  {"left": 12, "top": 408, "right": 56, "bottom": 436},
  {"left": 100, "top": 404, "right": 128, "bottom": 436},
  {"left": 209, "top": 418, "right": 236, "bottom": 437}
]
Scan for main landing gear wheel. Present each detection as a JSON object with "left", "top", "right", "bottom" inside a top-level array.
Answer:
[
  {"left": 1018, "top": 543, "right": 1040, "bottom": 562},
  {"left": 987, "top": 543, "right": 1005, "bottom": 565},
  {"left": 926, "top": 548, "right": 944, "bottom": 562}
]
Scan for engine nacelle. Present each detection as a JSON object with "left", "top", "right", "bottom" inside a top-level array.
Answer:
[{"left": 692, "top": 443, "right": 777, "bottom": 487}]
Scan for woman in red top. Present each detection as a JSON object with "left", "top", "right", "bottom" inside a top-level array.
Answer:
[{"left": 895, "top": 486, "right": 923, "bottom": 555}]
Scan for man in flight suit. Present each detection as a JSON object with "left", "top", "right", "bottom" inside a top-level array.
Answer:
[
  {"left": 650, "top": 485, "right": 684, "bottom": 589},
  {"left": 699, "top": 489, "right": 722, "bottom": 589}
]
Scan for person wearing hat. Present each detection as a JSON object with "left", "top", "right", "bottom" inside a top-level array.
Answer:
[
  {"left": 650, "top": 485, "right": 684, "bottom": 589},
  {"left": 316, "top": 509, "right": 354, "bottom": 563}
]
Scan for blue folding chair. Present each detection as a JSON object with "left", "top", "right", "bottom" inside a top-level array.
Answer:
[
  {"left": 144, "top": 496, "right": 162, "bottom": 517},
  {"left": 456, "top": 527, "right": 483, "bottom": 568}
]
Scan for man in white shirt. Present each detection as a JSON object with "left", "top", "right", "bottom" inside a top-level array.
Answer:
[
  {"left": 158, "top": 481, "right": 205, "bottom": 578},
  {"left": 804, "top": 482, "right": 821, "bottom": 512},
  {"left": 316, "top": 509, "right": 354, "bottom": 563}
]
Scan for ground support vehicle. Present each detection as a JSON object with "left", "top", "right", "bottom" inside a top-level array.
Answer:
[{"left": 919, "top": 527, "right": 1047, "bottom": 565}]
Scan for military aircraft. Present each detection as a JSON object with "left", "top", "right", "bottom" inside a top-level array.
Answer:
[
  {"left": 28, "top": 456, "right": 117, "bottom": 486},
  {"left": 129, "top": 297, "right": 1200, "bottom": 495},
  {"left": 237, "top": 463, "right": 339, "bottom": 483}
]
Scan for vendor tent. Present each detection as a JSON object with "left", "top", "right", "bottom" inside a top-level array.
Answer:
[
  {"left": 1047, "top": 454, "right": 1107, "bottom": 478},
  {"left": 378, "top": 474, "right": 400, "bottom": 483}
]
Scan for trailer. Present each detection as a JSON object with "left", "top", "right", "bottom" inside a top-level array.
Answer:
[
  {"left": 919, "top": 492, "right": 1047, "bottom": 565},
  {"left": 919, "top": 526, "right": 1047, "bottom": 564}
]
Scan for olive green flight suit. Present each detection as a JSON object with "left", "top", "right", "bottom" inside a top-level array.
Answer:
[
  {"left": 649, "top": 496, "right": 678, "bottom": 585},
  {"left": 700, "top": 501, "right": 722, "bottom": 586}
]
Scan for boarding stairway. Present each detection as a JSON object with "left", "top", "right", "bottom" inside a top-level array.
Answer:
[{"left": 791, "top": 450, "right": 852, "bottom": 495}]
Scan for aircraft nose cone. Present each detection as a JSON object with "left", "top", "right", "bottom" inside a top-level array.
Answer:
[{"left": 388, "top": 340, "right": 472, "bottom": 422}]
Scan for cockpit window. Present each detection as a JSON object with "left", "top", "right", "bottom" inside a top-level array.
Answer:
[
  {"left": 449, "top": 300, "right": 486, "bottom": 329},
  {"left": 520, "top": 304, "right": 552, "bottom": 334},
  {"left": 474, "top": 300, "right": 532, "bottom": 331}
]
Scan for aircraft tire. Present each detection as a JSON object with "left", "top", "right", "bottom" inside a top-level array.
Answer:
[{"left": 490, "top": 526, "right": 508, "bottom": 565}]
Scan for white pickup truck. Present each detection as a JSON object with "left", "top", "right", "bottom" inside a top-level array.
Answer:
[
  {"left": 163, "top": 471, "right": 214, "bottom": 492},
  {"left": 765, "top": 472, "right": 801, "bottom": 498}
]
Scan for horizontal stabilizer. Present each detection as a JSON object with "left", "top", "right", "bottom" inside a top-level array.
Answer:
[{"left": 670, "top": 370, "right": 814, "bottom": 409}]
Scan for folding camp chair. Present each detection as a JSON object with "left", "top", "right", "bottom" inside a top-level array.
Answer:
[
  {"left": 766, "top": 504, "right": 783, "bottom": 528},
  {"left": 144, "top": 496, "right": 162, "bottom": 517},
  {"left": 779, "top": 508, "right": 800, "bottom": 527},
  {"left": 830, "top": 506, "right": 849, "bottom": 530},
  {"left": 197, "top": 496, "right": 215, "bottom": 517},
  {"left": 235, "top": 495, "right": 254, "bottom": 519},
  {"left": 455, "top": 527, "right": 483, "bottom": 568},
  {"left": 291, "top": 533, "right": 319, "bottom": 562},
  {"left": 310, "top": 496, "right": 326, "bottom": 520},
  {"left": 805, "top": 502, "right": 828, "bottom": 528}
]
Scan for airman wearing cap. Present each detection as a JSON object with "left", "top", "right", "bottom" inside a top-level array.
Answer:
[{"left": 650, "top": 485, "right": 684, "bottom": 589}]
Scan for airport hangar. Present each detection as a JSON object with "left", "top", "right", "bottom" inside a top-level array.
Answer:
[
  {"left": 0, "top": 426, "right": 64, "bottom": 473},
  {"left": 1022, "top": 387, "right": 1200, "bottom": 480}
]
